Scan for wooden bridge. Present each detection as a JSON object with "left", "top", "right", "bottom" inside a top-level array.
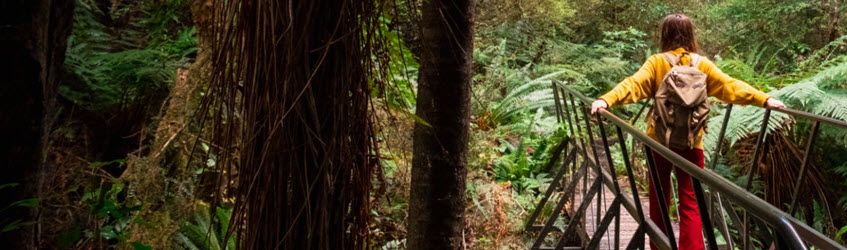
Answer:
[{"left": 524, "top": 82, "right": 847, "bottom": 250}]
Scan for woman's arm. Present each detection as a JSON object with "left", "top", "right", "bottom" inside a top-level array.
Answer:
[
  {"left": 592, "top": 55, "right": 659, "bottom": 114},
  {"left": 699, "top": 58, "right": 783, "bottom": 108}
]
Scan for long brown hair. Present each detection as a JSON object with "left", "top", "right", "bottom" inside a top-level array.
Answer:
[{"left": 660, "top": 14, "right": 698, "bottom": 52}]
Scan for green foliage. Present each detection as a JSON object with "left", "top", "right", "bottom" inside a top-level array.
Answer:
[
  {"left": 492, "top": 109, "right": 562, "bottom": 187},
  {"left": 798, "top": 35, "right": 847, "bottom": 73},
  {"left": 473, "top": 20, "right": 635, "bottom": 129},
  {"left": 176, "top": 205, "right": 235, "bottom": 250},
  {"left": 78, "top": 163, "right": 149, "bottom": 247},
  {"left": 374, "top": 16, "right": 418, "bottom": 111},
  {"left": 833, "top": 163, "right": 847, "bottom": 211},
  {"left": 0, "top": 183, "right": 39, "bottom": 235},
  {"left": 379, "top": 239, "right": 406, "bottom": 250},
  {"left": 489, "top": 70, "right": 571, "bottom": 124},
  {"left": 600, "top": 27, "right": 649, "bottom": 63},
  {"left": 62, "top": 0, "right": 197, "bottom": 114},
  {"left": 702, "top": 46, "right": 847, "bottom": 160},
  {"left": 810, "top": 200, "right": 830, "bottom": 233},
  {"left": 491, "top": 122, "right": 575, "bottom": 220},
  {"left": 142, "top": 0, "right": 194, "bottom": 46},
  {"left": 714, "top": 44, "right": 795, "bottom": 92},
  {"left": 562, "top": 0, "right": 679, "bottom": 43},
  {"left": 707, "top": 0, "right": 830, "bottom": 73},
  {"left": 837, "top": 225, "right": 847, "bottom": 244},
  {"left": 703, "top": 103, "right": 791, "bottom": 163},
  {"left": 773, "top": 61, "right": 847, "bottom": 115},
  {"left": 773, "top": 59, "right": 847, "bottom": 215}
]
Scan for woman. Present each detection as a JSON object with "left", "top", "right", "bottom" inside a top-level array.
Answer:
[{"left": 590, "top": 14, "right": 785, "bottom": 250}]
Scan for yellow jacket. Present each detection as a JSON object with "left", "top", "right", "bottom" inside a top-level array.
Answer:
[{"left": 599, "top": 48, "right": 771, "bottom": 149}]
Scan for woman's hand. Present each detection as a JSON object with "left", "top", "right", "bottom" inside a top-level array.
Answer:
[
  {"left": 590, "top": 100, "right": 608, "bottom": 114},
  {"left": 765, "top": 98, "right": 786, "bottom": 109}
]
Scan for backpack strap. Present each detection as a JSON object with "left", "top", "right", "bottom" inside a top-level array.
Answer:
[
  {"left": 644, "top": 101, "right": 654, "bottom": 124},
  {"left": 661, "top": 52, "right": 681, "bottom": 66},
  {"left": 688, "top": 53, "right": 701, "bottom": 67},
  {"left": 662, "top": 51, "right": 701, "bottom": 67}
]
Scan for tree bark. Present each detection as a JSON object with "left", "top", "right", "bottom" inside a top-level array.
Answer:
[
  {"left": 408, "top": 0, "right": 474, "bottom": 249},
  {"left": 0, "top": 0, "right": 74, "bottom": 248},
  {"left": 824, "top": 0, "right": 843, "bottom": 44},
  {"left": 206, "top": 1, "right": 385, "bottom": 248}
]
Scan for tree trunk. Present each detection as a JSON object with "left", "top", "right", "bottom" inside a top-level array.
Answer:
[
  {"left": 0, "top": 0, "right": 74, "bottom": 248},
  {"left": 822, "top": 0, "right": 843, "bottom": 45},
  {"left": 408, "top": 0, "right": 474, "bottom": 249},
  {"left": 205, "top": 1, "right": 386, "bottom": 249}
]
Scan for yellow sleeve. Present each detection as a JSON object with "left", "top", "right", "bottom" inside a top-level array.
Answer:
[
  {"left": 699, "top": 58, "right": 771, "bottom": 107},
  {"left": 599, "top": 55, "right": 658, "bottom": 107}
]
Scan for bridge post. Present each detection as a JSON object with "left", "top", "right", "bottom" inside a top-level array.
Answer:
[
  {"left": 645, "top": 147, "right": 679, "bottom": 250},
  {"left": 788, "top": 120, "right": 820, "bottom": 214},
  {"left": 744, "top": 108, "right": 772, "bottom": 250}
]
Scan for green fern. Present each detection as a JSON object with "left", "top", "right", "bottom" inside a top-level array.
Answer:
[
  {"left": 798, "top": 34, "right": 847, "bottom": 73},
  {"left": 714, "top": 44, "right": 791, "bottom": 92},
  {"left": 771, "top": 60, "right": 847, "bottom": 145},
  {"left": 706, "top": 54, "right": 847, "bottom": 162},
  {"left": 490, "top": 70, "right": 578, "bottom": 124},
  {"left": 703, "top": 103, "right": 791, "bottom": 163},
  {"left": 473, "top": 20, "right": 633, "bottom": 126},
  {"left": 62, "top": 0, "right": 197, "bottom": 114}
]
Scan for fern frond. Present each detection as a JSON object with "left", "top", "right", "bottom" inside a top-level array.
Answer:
[
  {"left": 176, "top": 232, "right": 202, "bottom": 250},
  {"left": 707, "top": 58, "right": 847, "bottom": 158},
  {"left": 799, "top": 34, "right": 847, "bottom": 72},
  {"left": 704, "top": 104, "right": 791, "bottom": 163}
]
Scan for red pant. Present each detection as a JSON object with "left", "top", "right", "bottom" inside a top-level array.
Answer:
[{"left": 649, "top": 148, "right": 705, "bottom": 250}]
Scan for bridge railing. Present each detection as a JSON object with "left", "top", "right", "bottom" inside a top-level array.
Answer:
[{"left": 525, "top": 81, "right": 846, "bottom": 250}]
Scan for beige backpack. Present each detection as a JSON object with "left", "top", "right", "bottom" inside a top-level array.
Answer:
[{"left": 649, "top": 52, "right": 710, "bottom": 149}]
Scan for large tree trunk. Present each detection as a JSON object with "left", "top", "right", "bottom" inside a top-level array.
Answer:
[
  {"left": 0, "top": 0, "right": 74, "bottom": 248},
  {"left": 408, "top": 0, "right": 474, "bottom": 249},
  {"left": 205, "top": 1, "right": 386, "bottom": 249}
]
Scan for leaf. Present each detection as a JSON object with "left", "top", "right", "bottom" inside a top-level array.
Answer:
[
  {"left": 100, "top": 225, "right": 117, "bottom": 240},
  {"left": 97, "top": 200, "right": 120, "bottom": 218},
  {"left": 58, "top": 227, "right": 81, "bottom": 248},
  {"left": 0, "top": 183, "right": 19, "bottom": 190},
  {"left": 2, "top": 219, "right": 34, "bottom": 232},
  {"left": 176, "top": 232, "right": 201, "bottom": 250},
  {"left": 836, "top": 225, "right": 847, "bottom": 244},
  {"left": 9, "top": 198, "right": 39, "bottom": 208},
  {"left": 131, "top": 242, "right": 152, "bottom": 250},
  {"left": 81, "top": 188, "right": 100, "bottom": 202},
  {"left": 215, "top": 207, "right": 231, "bottom": 239},
  {"left": 87, "top": 159, "right": 125, "bottom": 169},
  {"left": 388, "top": 102, "right": 431, "bottom": 127},
  {"left": 471, "top": 193, "right": 488, "bottom": 219}
]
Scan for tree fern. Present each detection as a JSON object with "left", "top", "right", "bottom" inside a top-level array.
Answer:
[
  {"left": 706, "top": 51, "right": 847, "bottom": 161},
  {"left": 489, "top": 69, "right": 584, "bottom": 124},
  {"left": 704, "top": 103, "right": 791, "bottom": 163},
  {"left": 705, "top": 59, "right": 847, "bottom": 186}
]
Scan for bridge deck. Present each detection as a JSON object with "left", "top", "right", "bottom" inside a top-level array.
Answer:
[{"left": 578, "top": 175, "right": 679, "bottom": 249}]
